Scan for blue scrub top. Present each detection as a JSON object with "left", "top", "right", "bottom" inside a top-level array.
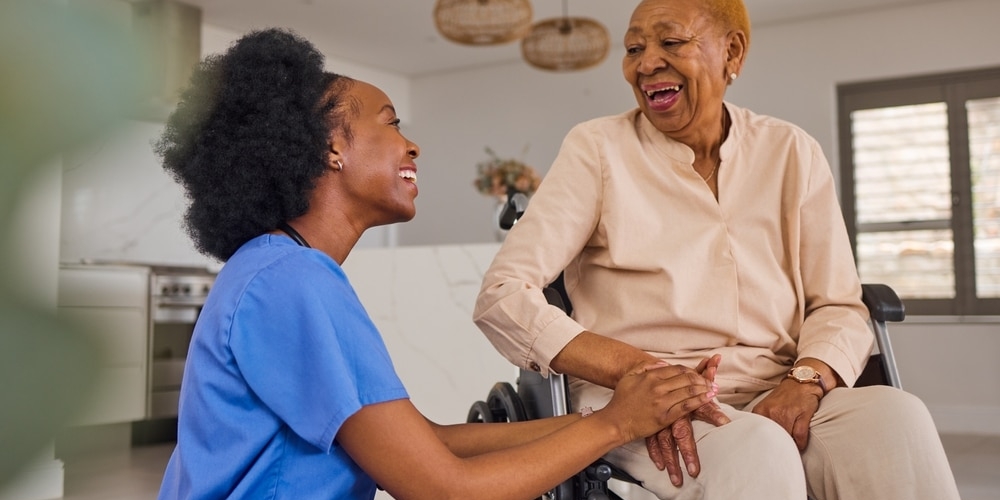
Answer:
[{"left": 158, "top": 235, "right": 409, "bottom": 500}]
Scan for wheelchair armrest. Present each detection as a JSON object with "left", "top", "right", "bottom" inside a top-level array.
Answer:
[{"left": 861, "top": 283, "right": 905, "bottom": 323}]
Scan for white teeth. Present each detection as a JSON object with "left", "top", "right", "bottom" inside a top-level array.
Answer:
[
  {"left": 399, "top": 170, "right": 416, "bottom": 181},
  {"left": 645, "top": 85, "right": 680, "bottom": 97}
]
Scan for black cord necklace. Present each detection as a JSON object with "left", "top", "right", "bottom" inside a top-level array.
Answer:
[{"left": 277, "top": 222, "right": 311, "bottom": 248}]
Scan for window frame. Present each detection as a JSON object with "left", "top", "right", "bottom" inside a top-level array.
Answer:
[{"left": 838, "top": 66, "right": 1000, "bottom": 316}]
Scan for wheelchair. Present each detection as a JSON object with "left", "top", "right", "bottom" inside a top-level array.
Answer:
[{"left": 467, "top": 194, "right": 907, "bottom": 500}]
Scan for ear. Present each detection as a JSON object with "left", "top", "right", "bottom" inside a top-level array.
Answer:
[
  {"left": 725, "top": 30, "right": 748, "bottom": 80},
  {"left": 326, "top": 140, "right": 344, "bottom": 172}
]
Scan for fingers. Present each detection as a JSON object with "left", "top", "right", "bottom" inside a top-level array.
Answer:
[
  {"left": 792, "top": 413, "right": 811, "bottom": 451},
  {"left": 694, "top": 354, "right": 721, "bottom": 382},
  {"left": 656, "top": 426, "right": 684, "bottom": 487},
  {"left": 672, "top": 418, "right": 700, "bottom": 480},
  {"left": 645, "top": 435, "right": 665, "bottom": 470},
  {"left": 647, "top": 367, "right": 719, "bottom": 425},
  {"left": 626, "top": 359, "right": 670, "bottom": 377},
  {"left": 693, "top": 401, "right": 731, "bottom": 426}
]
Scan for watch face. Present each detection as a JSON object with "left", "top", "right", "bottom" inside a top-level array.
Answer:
[{"left": 792, "top": 366, "right": 817, "bottom": 380}]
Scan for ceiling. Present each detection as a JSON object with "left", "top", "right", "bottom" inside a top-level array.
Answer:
[{"left": 181, "top": 0, "right": 951, "bottom": 77}]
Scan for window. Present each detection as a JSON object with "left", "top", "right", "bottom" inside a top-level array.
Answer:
[{"left": 838, "top": 67, "right": 1000, "bottom": 316}]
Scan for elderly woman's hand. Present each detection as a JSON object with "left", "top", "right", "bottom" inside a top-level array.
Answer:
[
  {"left": 644, "top": 355, "right": 730, "bottom": 487},
  {"left": 751, "top": 359, "right": 834, "bottom": 450},
  {"left": 751, "top": 379, "right": 824, "bottom": 450}
]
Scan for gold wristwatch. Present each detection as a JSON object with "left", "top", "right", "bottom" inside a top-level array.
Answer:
[{"left": 787, "top": 365, "right": 828, "bottom": 394}]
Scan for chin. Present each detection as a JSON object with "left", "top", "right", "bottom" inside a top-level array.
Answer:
[{"left": 392, "top": 208, "right": 417, "bottom": 225}]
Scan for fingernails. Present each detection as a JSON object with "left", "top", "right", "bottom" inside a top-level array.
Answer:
[
  {"left": 670, "top": 474, "right": 681, "bottom": 486},
  {"left": 706, "top": 382, "right": 719, "bottom": 399},
  {"left": 687, "top": 463, "right": 698, "bottom": 477}
]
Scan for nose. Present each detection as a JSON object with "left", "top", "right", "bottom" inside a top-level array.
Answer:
[
  {"left": 637, "top": 48, "right": 666, "bottom": 75},
  {"left": 407, "top": 139, "right": 420, "bottom": 159}
]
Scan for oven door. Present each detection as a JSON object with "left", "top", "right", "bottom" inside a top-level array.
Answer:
[{"left": 148, "top": 273, "right": 214, "bottom": 419}]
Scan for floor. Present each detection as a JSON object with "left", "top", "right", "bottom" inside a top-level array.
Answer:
[{"left": 56, "top": 434, "right": 1000, "bottom": 500}]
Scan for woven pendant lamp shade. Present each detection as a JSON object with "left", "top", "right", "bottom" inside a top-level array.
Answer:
[
  {"left": 521, "top": 16, "right": 610, "bottom": 71},
  {"left": 433, "top": 0, "right": 533, "bottom": 46}
]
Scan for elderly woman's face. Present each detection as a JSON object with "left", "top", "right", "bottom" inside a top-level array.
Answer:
[{"left": 623, "top": 0, "right": 734, "bottom": 140}]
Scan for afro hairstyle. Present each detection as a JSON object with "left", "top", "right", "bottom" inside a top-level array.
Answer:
[{"left": 156, "top": 27, "right": 352, "bottom": 261}]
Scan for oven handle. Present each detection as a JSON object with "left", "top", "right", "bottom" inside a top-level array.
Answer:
[{"left": 154, "top": 300, "right": 207, "bottom": 308}]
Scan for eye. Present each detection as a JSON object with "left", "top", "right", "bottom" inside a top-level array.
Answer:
[
  {"left": 625, "top": 45, "right": 643, "bottom": 56},
  {"left": 660, "top": 38, "right": 685, "bottom": 48},
  {"left": 389, "top": 118, "right": 401, "bottom": 129}
]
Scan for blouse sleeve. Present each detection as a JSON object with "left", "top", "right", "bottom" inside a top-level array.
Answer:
[
  {"left": 795, "top": 141, "right": 875, "bottom": 387},
  {"left": 473, "top": 123, "right": 605, "bottom": 376}
]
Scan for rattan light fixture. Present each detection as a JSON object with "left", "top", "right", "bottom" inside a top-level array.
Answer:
[
  {"left": 433, "top": 0, "right": 533, "bottom": 46},
  {"left": 521, "top": 0, "right": 610, "bottom": 71}
]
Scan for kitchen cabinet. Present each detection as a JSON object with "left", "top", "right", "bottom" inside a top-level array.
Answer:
[{"left": 57, "top": 265, "right": 150, "bottom": 426}]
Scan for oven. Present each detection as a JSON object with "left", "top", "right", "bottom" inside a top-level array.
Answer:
[{"left": 147, "top": 266, "right": 216, "bottom": 418}]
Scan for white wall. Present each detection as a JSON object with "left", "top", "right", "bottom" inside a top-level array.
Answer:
[{"left": 401, "top": 0, "right": 1000, "bottom": 435}]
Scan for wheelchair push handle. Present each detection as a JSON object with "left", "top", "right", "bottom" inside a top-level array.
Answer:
[{"left": 498, "top": 190, "right": 530, "bottom": 230}]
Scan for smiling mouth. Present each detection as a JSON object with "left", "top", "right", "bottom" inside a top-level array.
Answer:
[
  {"left": 399, "top": 170, "right": 416, "bottom": 183},
  {"left": 644, "top": 85, "right": 681, "bottom": 103}
]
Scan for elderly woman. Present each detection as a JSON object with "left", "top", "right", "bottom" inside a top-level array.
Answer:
[
  {"left": 154, "top": 28, "right": 717, "bottom": 500},
  {"left": 473, "top": 1, "right": 961, "bottom": 499}
]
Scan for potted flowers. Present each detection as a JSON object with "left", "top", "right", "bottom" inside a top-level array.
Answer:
[
  {"left": 473, "top": 147, "right": 541, "bottom": 201},
  {"left": 473, "top": 147, "right": 542, "bottom": 236}
]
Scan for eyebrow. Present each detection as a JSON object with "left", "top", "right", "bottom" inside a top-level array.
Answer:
[
  {"left": 625, "top": 20, "right": 686, "bottom": 36},
  {"left": 381, "top": 104, "right": 396, "bottom": 116}
]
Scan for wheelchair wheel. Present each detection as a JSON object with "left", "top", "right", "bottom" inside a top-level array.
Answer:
[
  {"left": 487, "top": 382, "right": 528, "bottom": 422},
  {"left": 466, "top": 400, "right": 495, "bottom": 423}
]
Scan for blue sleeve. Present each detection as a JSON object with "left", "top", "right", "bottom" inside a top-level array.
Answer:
[{"left": 227, "top": 252, "right": 408, "bottom": 452}]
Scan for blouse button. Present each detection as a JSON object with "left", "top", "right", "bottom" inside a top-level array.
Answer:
[{"left": 528, "top": 362, "right": 541, "bottom": 372}]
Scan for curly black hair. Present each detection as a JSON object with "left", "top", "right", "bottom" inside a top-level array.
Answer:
[{"left": 156, "top": 28, "right": 353, "bottom": 261}]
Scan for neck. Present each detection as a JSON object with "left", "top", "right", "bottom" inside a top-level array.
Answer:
[
  {"left": 676, "top": 104, "right": 729, "bottom": 161},
  {"left": 277, "top": 214, "right": 360, "bottom": 266}
]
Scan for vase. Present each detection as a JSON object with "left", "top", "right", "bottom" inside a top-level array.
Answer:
[{"left": 493, "top": 196, "right": 509, "bottom": 241}]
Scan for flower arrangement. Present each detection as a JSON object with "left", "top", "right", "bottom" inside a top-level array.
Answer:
[{"left": 473, "top": 147, "right": 542, "bottom": 200}]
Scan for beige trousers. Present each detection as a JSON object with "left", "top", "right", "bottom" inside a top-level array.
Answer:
[{"left": 576, "top": 384, "right": 961, "bottom": 500}]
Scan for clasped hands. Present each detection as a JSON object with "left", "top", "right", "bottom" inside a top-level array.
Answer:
[
  {"left": 636, "top": 354, "right": 729, "bottom": 488},
  {"left": 637, "top": 356, "right": 829, "bottom": 488}
]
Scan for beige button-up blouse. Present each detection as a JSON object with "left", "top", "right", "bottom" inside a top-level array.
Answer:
[{"left": 473, "top": 104, "right": 874, "bottom": 406}]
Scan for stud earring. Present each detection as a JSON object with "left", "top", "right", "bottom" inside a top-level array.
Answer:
[
  {"left": 335, "top": 160, "right": 344, "bottom": 172},
  {"left": 730, "top": 72, "right": 738, "bottom": 82}
]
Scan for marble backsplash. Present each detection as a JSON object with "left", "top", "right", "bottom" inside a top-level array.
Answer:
[
  {"left": 59, "top": 119, "right": 393, "bottom": 269},
  {"left": 341, "top": 243, "right": 516, "bottom": 425}
]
